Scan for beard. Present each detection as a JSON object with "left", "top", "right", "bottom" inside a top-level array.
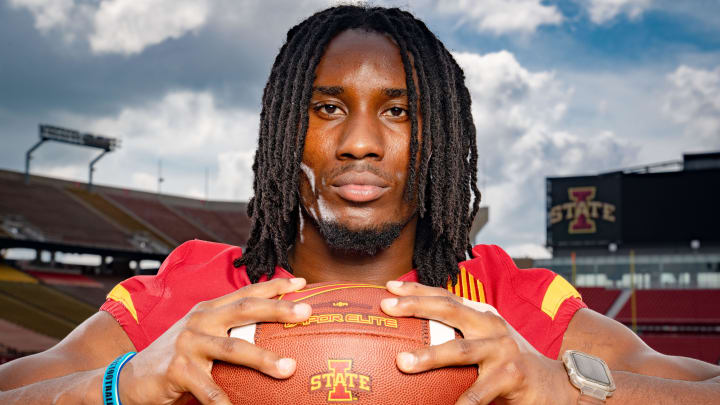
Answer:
[{"left": 305, "top": 213, "right": 405, "bottom": 256}]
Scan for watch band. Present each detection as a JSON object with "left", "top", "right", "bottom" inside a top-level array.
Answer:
[{"left": 578, "top": 394, "right": 606, "bottom": 405}]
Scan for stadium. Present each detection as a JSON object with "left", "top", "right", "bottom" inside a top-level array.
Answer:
[
  {"left": 1, "top": 148, "right": 718, "bottom": 366},
  {"left": 0, "top": 162, "right": 250, "bottom": 363},
  {"left": 538, "top": 151, "right": 720, "bottom": 365}
]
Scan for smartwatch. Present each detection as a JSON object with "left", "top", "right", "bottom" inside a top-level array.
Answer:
[{"left": 562, "top": 350, "right": 616, "bottom": 404}]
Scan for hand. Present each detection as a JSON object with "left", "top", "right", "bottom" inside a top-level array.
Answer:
[
  {"left": 118, "top": 277, "right": 312, "bottom": 405},
  {"left": 381, "top": 281, "right": 574, "bottom": 405}
]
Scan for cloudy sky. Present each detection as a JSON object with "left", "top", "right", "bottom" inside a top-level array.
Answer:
[{"left": 1, "top": 0, "right": 719, "bottom": 258}]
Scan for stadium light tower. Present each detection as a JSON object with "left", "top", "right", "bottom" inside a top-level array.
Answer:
[{"left": 25, "top": 124, "right": 121, "bottom": 189}]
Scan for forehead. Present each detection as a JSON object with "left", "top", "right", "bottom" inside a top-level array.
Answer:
[{"left": 314, "top": 29, "right": 407, "bottom": 88}]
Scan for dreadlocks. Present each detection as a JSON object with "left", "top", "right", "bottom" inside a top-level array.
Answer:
[{"left": 234, "top": 5, "right": 481, "bottom": 288}]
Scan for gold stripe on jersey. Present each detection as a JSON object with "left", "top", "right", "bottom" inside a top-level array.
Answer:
[
  {"left": 468, "top": 271, "right": 478, "bottom": 302},
  {"left": 461, "top": 267, "right": 470, "bottom": 299},
  {"left": 447, "top": 266, "right": 486, "bottom": 303},
  {"left": 476, "top": 278, "right": 486, "bottom": 303},
  {"left": 107, "top": 284, "right": 139, "bottom": 323},
  {"left": 541, "top": 275, "right": 581, "bottom": 320}
]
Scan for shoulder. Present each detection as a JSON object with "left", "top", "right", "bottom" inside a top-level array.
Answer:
[
  {"left": 106, "top": 240, "right": 247, "bottom": 310},
  {"left": 461, "top": 245, "right": 581, "bottom": 317},
  {"left": 101, "top": 240, "right": 249, "bottom": 350},
  {"left": 158, "top": 239, "right": 244, "bottom": 273},
  {"left": 459, "top": 244, "right": 586, "bottom": 358}
]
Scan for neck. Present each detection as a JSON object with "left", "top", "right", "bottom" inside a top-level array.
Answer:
[{"left": 288, "top": 214, "right": 417, "bottom": 285}]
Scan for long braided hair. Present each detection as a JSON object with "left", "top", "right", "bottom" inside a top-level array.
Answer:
[{"left": 235, "top": 5, "right": 481, "bottom": 288}]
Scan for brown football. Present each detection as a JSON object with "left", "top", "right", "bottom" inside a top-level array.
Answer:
[{"left": 211, "top": 281, "right": 477, "bottom": 404}]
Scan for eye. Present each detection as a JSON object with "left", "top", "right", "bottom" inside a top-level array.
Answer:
[
  {"left": 389, "top": 107, "right": 406, "bottom": 117},
  {"left": 313, "top": 103, "right": 344, "bottom": 117},
  {"left": 382, "top": 106, "right": 408, "bottom": 118},
  {"left": 322, "top": 105, "right": 337, "bottom": 114}
]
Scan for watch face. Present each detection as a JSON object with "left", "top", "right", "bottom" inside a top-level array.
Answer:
[{"left": 572, "top": 352, "right": 611, "bottom": 386}]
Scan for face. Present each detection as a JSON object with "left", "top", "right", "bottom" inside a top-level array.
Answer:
[{"left": 299, "top": 29, "right": 421, "bottom": 240}]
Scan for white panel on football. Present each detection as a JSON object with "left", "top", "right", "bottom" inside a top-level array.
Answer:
[
  {"left": 229, "top": 324, "right": 256, "bottom": 343},
  {"left": 429, "top": 320, "right": 455, "bottom": 346}
]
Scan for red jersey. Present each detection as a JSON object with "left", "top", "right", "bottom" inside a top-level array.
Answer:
[{"left": 101, "top": 240, "right": 585, "bottom": 359}]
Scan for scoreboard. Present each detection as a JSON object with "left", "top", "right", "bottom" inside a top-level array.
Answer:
[{"left": 546, "top": 168, "right": 720, "bottom": 248}]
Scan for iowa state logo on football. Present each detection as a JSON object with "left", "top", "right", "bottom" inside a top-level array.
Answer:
[
  {"left": 310, "top": 359, "right": 371, "bottom": 401},
  {"left": 549, "top": 186, "right": 616, "bottom": 234}
]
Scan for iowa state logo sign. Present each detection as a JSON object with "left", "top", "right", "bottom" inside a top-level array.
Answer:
[{"left": 549, "top": 186, "right": 616, "bottom": 234}]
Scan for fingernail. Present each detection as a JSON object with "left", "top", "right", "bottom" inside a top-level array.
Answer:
[
  {"left": 277, "top": 358, "right": 295, "bottom": 374},
  {"left": 386, "top": 280, "right": 403, "bottom": 289},
  {"left": 398, "top": 352, "right": 416, "bottom": 369},
  {"left": 382, "top": 298, "right": 398, "bottom": 308},
  {"left": 289, "top": 278, "right": 305, "bottom": 287},
  {"left": 293, "top": 303, "right": 311, "bottom": 317}
]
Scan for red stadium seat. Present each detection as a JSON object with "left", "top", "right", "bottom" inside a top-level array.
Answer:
[
  {"left": 641, "top": 334, "right": 720, "bottom": 365},
  {"left": 577, "top": 287, "right": 622, "bottom": 315},
  {"left": 615, "top": 290, "right": 720, "bottom": 325}
]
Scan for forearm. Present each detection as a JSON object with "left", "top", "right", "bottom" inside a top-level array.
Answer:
[
  {"left": 0, "top": 368, "right": 104, "bottom": 405},
  {"left": 603, "top": 372, "right": 720, "bottom": 404}
]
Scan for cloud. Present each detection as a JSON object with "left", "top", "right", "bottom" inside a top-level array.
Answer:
[
  {"left": 215, "top": 150, "right": 256, "bottom": 201},
  {"left": 432, "top": 0, "right": 563, "bottom": 35},
  {"left": 8, "top": 0, "right": 73, "bottom": 30},
  {"left": 89, "top": 0, "right": 210, "bottom": 55},
  {"left": 663, "top": 65, "right": 720, "bottom": 149},
  {"left": 8, "top": 0, "right": 92, "bottom": 41},
  {"left": 503, "top": 243, "right": 552, "bottom": 259},
  {"left": 9, "top": 0, "right": 212, "bottom": 55},
  {"left": 32, "top": 90, "right": 260, "bottom": 200},
  {"left": 11, "top": 0, "right": 563, "bottom": 50},
  {"left": 579, "top": 0, "right": 653, "bottom": 24},
  {"left": 454, "top": 51, "right": 637, "bottom": 256}
]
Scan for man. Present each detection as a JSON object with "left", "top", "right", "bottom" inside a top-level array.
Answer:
[{"left": 1, "top": 5, "right": 719, "bottom": 405}]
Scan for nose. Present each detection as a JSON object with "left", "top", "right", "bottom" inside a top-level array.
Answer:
[{"left": 335, "top": 109, "right": 384, "bottom": 161}]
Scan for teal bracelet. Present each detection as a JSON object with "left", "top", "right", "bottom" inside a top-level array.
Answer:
[{"left": 103, "top": 352, "right": 137, "bottom": 405}]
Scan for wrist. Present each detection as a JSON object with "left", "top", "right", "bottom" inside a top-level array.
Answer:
[
  {"left": 67, "top": 368, "right": 106, "bottom": 405},
  {"left": 554, "top": 359, "right": 580, "bottom": 405},
  {"left": 117, "top": 360, "right": 138, "bottom": 405},
  {"left": 577, "top": 396, "right": 606, "bottom": 405}
]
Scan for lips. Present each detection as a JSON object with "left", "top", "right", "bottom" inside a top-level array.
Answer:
[{"left": 331, "top": 171, "right": 389, "bottom": 203}]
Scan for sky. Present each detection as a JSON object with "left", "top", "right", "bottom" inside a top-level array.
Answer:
[{"left": 1, "top": 0, "right": 719, "bottom": 259}]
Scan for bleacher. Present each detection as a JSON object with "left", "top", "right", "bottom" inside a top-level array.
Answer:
[
  {"left": 577, "top": 286, "right": 720, "bottom": 364},
  {"left": 0, "top": 175, "right": 132, "bottom": 250},
  {"left": 104, "top": 192, "right": 216, "bottom": 245},
  {"left": 0, "top": 169, "right": 250, "bottom": 360},
  {"left": 641, "top": 334, "right": 720, "bottom": 365},
  {"left": 0, "top": 169, "right": 250, "bottom": 252},
  {"left": 615, "top": 289, "right": 720, "bottom": 325},
  {"left": 67, "top": 187, "right": 174, "bottom": 249},
  {"left": 577, "top": 287, "right": 622, "bottom": 316},
  {"left": 173, "top": 205, "right": 250, "bottom": 247},
  {"left": 0, "top": 279, "right": 95, "bottom": 340}
]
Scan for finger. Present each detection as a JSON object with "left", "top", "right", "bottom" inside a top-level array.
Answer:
[
  {"left": 381, "top": 295, "right": 488, "bottom": 331},
  {"left": 386, "top": 281, "right": 502, "bottom": 321},
  {"left": 211, "top": 277, "right": 306, "bottom": 307},
  {"left": 198, "top": 334, "right": 297, "bottom": 379},
  {"left": 396, "top": 338, "right": 496, "bottom": 373},
  {"left": 180, "top": 363, "right": 232, "bottom": 405},
  {"left": 454, "top": 369, "right": 518, "bottom": 405},
  {"left": 386, "top": 280, "right": 461, "bottom": 302},
  {"left": 215, "top": 297, "right": 312, "bottom": 328},
  {"left": 192, "top": 297, "right": 311, "bottom": 336}
]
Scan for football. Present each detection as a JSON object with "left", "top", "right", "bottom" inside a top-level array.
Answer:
[{"left": 211, "top": 281, "right": 477, "bottom": 404}]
